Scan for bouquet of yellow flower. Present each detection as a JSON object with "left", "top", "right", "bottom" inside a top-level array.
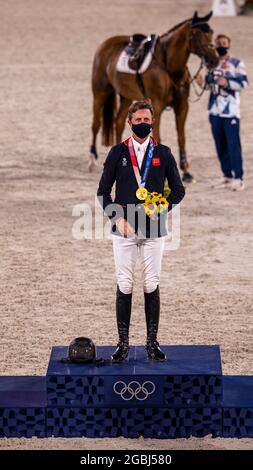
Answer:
[{"left": 136, "top": 188, "right": 169, "bottom": 219}]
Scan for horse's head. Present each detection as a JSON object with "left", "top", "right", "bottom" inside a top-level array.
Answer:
[{"left": 189, "top": 11, "right": 219, "bottom": 70}]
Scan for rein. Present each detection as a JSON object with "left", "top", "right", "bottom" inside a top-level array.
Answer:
[
  {"left": 187, "top": 59, "right": 207, "bottom": 103},
  {"left": 164, "top": 60, "right": 206, "bottom": 110},
  {"left": 188, "top": 59, "right": 204, "bottom": 85}
]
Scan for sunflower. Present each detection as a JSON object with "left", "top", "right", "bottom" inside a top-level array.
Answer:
[
  {"left": 144, "top": 197, "right": 153, "bottom": 206},
  {"left": 151, "top": 195, "right": 160, "bottom": 205},
  {"left": 144, "top": 200, "right": 157, "bottom": 217},
  {"left": 159, "top": 197, "right": 169, "bottom": 211}
]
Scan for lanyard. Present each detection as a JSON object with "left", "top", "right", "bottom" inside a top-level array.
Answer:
[{"left": 128, "top": 138, "right": 154, "bottom": 187}]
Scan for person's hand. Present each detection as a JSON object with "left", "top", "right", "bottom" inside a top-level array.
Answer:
[
  {"left": 194, "top": 73, "right": 204, "bottom": 87},
  {"left": 218, "top": 76, "right": 228, "bottom": 87},
  {"left": 116, "top": 218, "right": 135, "bottom": 237}
]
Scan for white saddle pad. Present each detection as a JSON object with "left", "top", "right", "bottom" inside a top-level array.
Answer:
[{"left": 116, "top": 50, "right": 153, "bottom": 74}]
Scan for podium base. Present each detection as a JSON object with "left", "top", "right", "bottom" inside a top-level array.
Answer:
[{"left": 0, "top": 346, "right": 252, "bottom": 438}]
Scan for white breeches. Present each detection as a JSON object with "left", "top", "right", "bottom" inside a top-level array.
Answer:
[{"left": 112, "top": 235, "right": 165, "bottom": 294}]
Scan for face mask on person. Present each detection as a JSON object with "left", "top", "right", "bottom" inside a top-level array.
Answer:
[
  {"left": 216, "top": 46, "right": 229, "bottom": 57},
  {"left": 131, "top": 122, "right": 153, "bottom": 139}
]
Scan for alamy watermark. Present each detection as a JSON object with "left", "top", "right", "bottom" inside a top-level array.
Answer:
[{"left": 72, "top": 196, "right": 181, "bottom": 251}]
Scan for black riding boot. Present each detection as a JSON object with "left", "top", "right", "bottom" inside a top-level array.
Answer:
[
  {"left": 144, "top": 285, "right": 166, "bottom": 361},
  {"left": 111, "top": 285, "right": 132, "bottom": 362}
]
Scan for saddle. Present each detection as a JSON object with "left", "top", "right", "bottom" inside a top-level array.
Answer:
[{"left": 125, "top": 34, "right": 157, "bottom": 71}]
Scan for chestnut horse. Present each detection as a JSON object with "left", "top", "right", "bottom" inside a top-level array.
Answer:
[{"left": 89, "top": 11, "right": 218, "bottom": 181}]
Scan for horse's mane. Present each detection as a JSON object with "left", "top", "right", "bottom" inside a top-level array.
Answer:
[{"left": 160, "top": 18, "right": 190, "bottom": 39}]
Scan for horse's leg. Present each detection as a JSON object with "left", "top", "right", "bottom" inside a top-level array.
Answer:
[
  {"left": 173, "top": 92, "right": 195, "bottom": 183},
  {"left": 115, "top": 96, "right": 131, "bottom": 143},
  {"left": 151, "top": 102, "right": 172, "bottom": 195},
  {"left": 89, "top": 90, "right": 108, "bottom": 172},
  {"left": 151, "top": 102, "right": 163, "bottom": 143}
]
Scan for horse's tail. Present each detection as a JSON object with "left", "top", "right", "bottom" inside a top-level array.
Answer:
[{"left": 102, "top": 88, "right": 116, "bottom": 146}]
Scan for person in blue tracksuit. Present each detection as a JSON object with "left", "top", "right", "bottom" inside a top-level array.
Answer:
[{"left": 196, "top": 34, "right": 248, "bottom": 191}]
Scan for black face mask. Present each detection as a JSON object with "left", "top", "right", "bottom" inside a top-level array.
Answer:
[
  {"left": 132, "top": 122, "right": 152, "bottom": 139},
  {"left": 216, "top": 46, "right": 229, "bottom": 57}
]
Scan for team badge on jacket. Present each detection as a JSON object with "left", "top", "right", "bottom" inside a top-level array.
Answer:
[
  {"left": 152, "top": 157, "right": 160, "bottom": 166},
  {"left": 122, "top": 157, "right": 128, "bottom": 166}
]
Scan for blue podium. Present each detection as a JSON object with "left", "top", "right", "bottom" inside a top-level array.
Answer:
[
  {"left": 46, "top": 345, "right": 222, "bottom": 438},
  {"left": 0, "top": 345, "right": 252, "bottom": 438},
  {"left": 0, "top": 377, "right": 46, "bottom": 437},
  {"left": 222, "top": 376, "right": 253, "bottom": 438}
]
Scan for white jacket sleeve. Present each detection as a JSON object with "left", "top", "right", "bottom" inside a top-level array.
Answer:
[{"left": 226, "top": 60, "right": 248, "bottom": 91}]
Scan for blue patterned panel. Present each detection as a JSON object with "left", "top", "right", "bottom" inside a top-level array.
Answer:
[
  {"left": 47, "top": 376, "right": 104, "bottom": 407},
  {"left": 164, "top": 375, "right": 222, "bottom": 406},
  {"left": 223, "top": 408, "right": 253, "bottom": 437},
  {"left": 46, "top": 407, "right": 222, "bottom": 438},
  {"left": 102, "top": 407, "right": 192, "bottom": 438},
  {"left": 0, "top": 408, "right": 45, "bottom": 438},
  {"left": 190, "top": 407, "right": 222, "bottom": 437},
  {"left": 47, "top": 408, "right": 105, "bottom": 437},
  {"left": 103, "top": 407, "right": 222, "bottom": 438}
]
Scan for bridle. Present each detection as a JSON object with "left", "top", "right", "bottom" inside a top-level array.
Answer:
[
  {"left": 187, "top": 22, "right": 218, "bottom": 102},
  {"left": 161, "top": 20, "right": 215, "bottom": 88},
  {"left": 189, "top": 21, "right": 216, "bottom": 71}
]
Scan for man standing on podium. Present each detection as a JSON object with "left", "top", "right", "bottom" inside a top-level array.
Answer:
[{"left": 97, "top": 100, "right": 185, "bottom": 362}]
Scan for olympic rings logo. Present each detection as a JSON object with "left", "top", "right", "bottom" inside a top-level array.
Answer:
[{"left": 113, "top": 380, "right": 156, "bottom": 401}]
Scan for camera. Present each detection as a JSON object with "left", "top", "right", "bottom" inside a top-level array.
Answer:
[{"left": 206, "top": 69, "right": 224, "bottom": 85}]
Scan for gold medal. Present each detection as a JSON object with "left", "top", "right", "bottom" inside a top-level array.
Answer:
[{"left": 136, "top": 187, "right": 148, "bottom": 200}]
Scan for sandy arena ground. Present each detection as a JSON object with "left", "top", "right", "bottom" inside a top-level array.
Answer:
[{"left": 0, "top": 0, "right": 253, "bottom": 450}]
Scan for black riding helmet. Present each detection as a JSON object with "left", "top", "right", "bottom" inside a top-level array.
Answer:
[{"left": 68, "top": 337, "right": 96, "bottom": 363}]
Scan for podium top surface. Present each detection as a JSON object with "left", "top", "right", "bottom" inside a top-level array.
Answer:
[
  {"left": 223, "top": 376, "right": 253, "bottom": 407},
  {"left": 47, "top": 345, "right": 222, "bottom": 376},
  {"left": 0, "top": 376, "right": 47, "bottom": 407}
]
